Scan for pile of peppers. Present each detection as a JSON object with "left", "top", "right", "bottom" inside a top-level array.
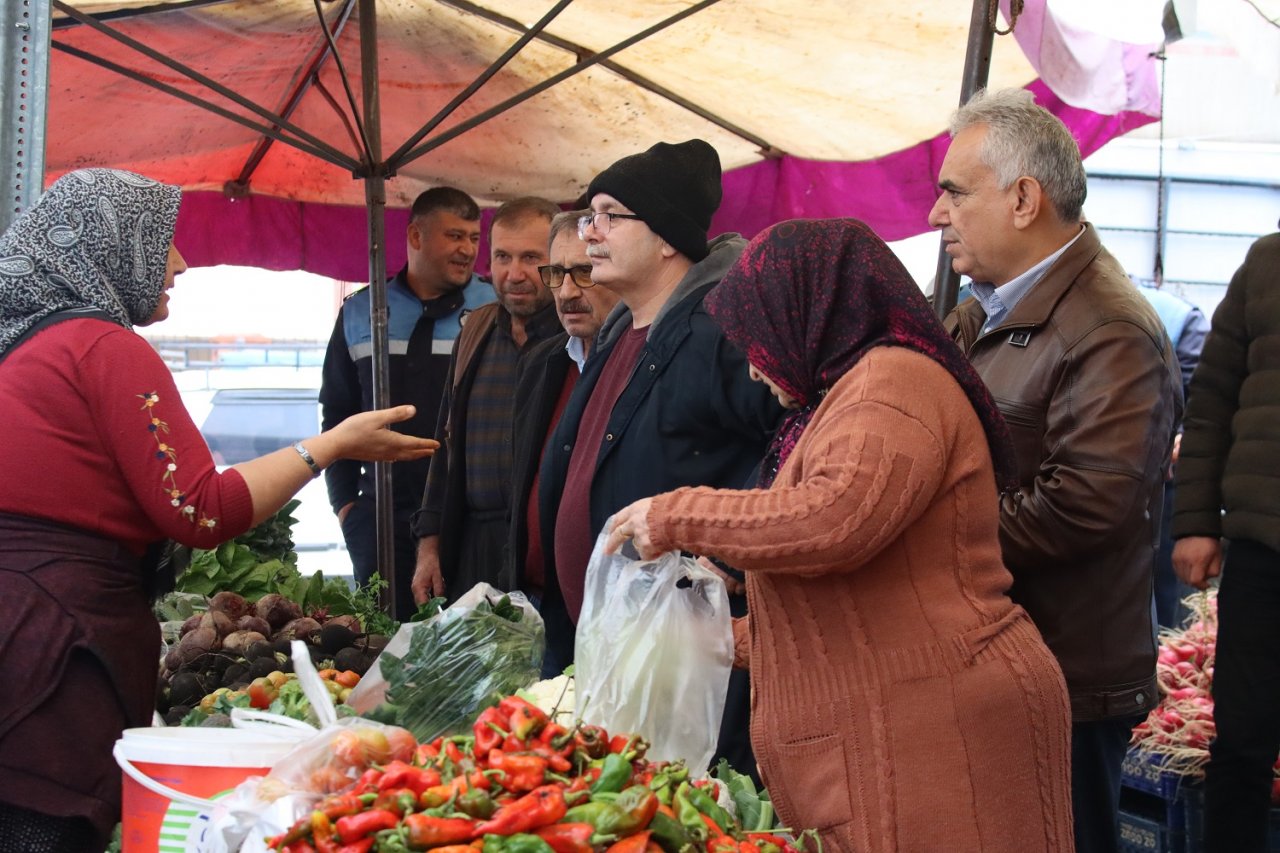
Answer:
[{"left": 267, "top": 694, "right": 813, "bottom": 853}]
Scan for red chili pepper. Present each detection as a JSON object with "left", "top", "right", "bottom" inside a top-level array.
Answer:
[
  {"left": 281, "top": 841, "right": 318, "bottom": 853},
  {"left": 402, "top": 814, "right": 478, "bottom": 849},
  {"left": 373, "top": 787, "right": 420, "bottom": 817},
  {"left": 427, "top": 847, "right": 482, "bottom": 853},
  {"left": 474, "top": 784, "right": 568, "bottom": 836},
  {"left": 378, "top": 761, "right": 442, "bottom": 795},
  {"left": 604, "top": 830, "right": 652, "bottom": 853},
  {"left": 352, "top": 768, "right": 384, "bottom": 795},
  {"left": 310, "top": 811, "right": 340, "bottom": 853},
  {"left": 488, "top": 749, "right": 549, "bottom": 793},
  {"left": 336, "top": 839, "right": 376, "bottom": 853},
  {"left": 503, "top": 733, "right": 530, "bottom": 753},
  {"left": 535, "top": 822, "right": 605, "bottom": 853},
  {"left": 416, "top": 741, "right": 441, "bottom": 763},
  {"left": 335, "top": 809, "right": 400, "bottom": 844},
  {"left": 508, "top": 702, "right": 550, "bottom": 741},
  {"left": 474, "top": 706, "right": 512, "bottom": 758},
  {"left": 737, "top": 841, "right": 763, "bottom": 853},
  {"left": 573, "top": 725, "right": 609, "bottom": 760},
  {"left": 444, "top": 740, "right": 466, "bottom": 765},
  {"left": 530, "top": 744, "right": 573, "bottom": 774}
]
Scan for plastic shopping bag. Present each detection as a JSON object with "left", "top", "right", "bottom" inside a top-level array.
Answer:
[
  {"left": 575, "top": 529, "right": 733, "bottom": 775},
  {"left": 345, "top": 583, "right": 545, "bottom": 742}
]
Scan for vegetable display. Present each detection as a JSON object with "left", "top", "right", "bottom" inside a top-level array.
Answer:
[
  {"left": 267, "top": 692, "right": 819, "bottom": 853},
  {"left": 1129, "top": 590, "right": 1280, "bottom": 801},
  {"left": 356, "top": 593, "right": 545, "bottom": 743}
]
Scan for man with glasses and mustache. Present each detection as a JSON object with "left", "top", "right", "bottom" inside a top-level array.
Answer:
[
  {"left": 411, "top": 197, "right": 562, "bottom": 606},
  {"left": 536, "top": 140, "right": 783, "bottom": 774},
  {"left": 505, "top": 211, "right": 620, "bottom": 631}
]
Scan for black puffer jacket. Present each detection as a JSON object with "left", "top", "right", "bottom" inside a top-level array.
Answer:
[{"left": 1173, "top": 232, "right": 1280, "bottom": 552}]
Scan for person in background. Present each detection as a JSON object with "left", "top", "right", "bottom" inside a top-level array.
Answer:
[
  {"left": 320, "top": 187, "right": 491, "bottom": 619},
  {"left": 411, "top": 197, "right": 561, "bottom": 604},
  {"left": 1172, "top": 230, "right": 1280, "bottom": 853},
  {"left": 0, "top": 169, "right": 437, "bottom": 853},
  {"left": 933, "top": 88, "right": 1182, "bottom": 853},
  {"left": 606, "top": 218, "right": 1074, "bottom": 853},
  {"left": 507, "top": 210, "right": 620, "bottom": 619},
  {"left": 1132, "top": 275, "right": 1210, "bottom": 628},
  {"left": 537, "top": 140, "right": 782, "bottom": 777}
]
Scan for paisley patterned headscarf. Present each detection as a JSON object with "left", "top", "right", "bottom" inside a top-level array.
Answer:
[
  {"left": 705, "top": 218, "right": 1018, "bottom": 491},
  {"left": 0, "top": 168, "right": 182, "bottom": 358}
]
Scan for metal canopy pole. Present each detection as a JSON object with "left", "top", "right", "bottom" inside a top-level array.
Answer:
[
  {"left": 357, "top": 0, "right": 395, "bottom": 615},
  {"left": 933, "top": 0, "right": 998, "bottom": 320},
  {"left": 1, "top": 0, "right": 52, "bottom": 234}
]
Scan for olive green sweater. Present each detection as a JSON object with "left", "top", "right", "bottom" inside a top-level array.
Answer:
[{"left": 1174, "top": 232, "right": 1280, "bottom": 551}]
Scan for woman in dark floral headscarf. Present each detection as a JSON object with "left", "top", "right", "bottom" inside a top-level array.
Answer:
[
  {"left": 607, "top": 220, "right": 1073, "bottom": 853},
  {"left": 0, "top": 169, "right": 437, "bottom": 852}
]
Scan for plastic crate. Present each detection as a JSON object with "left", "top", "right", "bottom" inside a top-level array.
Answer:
[
  {"left": 1121, "top": 809, "right": 1177, "bottom": 853},
  {"left": 1182, "top": 788, "right": 1280, "bottom": 853},
  {"left": 1121, "top": 748, "right": 1198, "bottom": 853}
]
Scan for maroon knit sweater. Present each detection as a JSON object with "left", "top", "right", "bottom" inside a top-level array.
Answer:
[
  {"left": 650, "top": 348, "right": 1074, "bottom": 853},
  {"left": 0, "top": 319, "right": 253, "bottom": 550}
]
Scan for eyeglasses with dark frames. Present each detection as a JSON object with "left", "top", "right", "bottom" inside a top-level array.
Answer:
[
  {"left": 577, "top": 211, "right": 644, "bottom": 239},
  {"left": 538, "top": 263, "right": 597, "bottom": 289}
]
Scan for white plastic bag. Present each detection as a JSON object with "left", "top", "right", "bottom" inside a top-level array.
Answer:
[
  {"left": 346, "top": 583, "right": 545, "bottom": 742},
  {"left": 575, "top": 529, "right": 733, "bottom": 774}
]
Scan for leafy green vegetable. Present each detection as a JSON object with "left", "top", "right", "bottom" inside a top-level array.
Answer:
[
  {"left": 366, "top": 593, "right": 544, "bottom": 742},
  {"left": 713, "top": 759, "right": 776, "bottom": 833}
]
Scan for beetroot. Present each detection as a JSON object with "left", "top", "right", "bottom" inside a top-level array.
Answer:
[
  {"left": 276, "top": 617, "right": 322, "bottom": 642},
  {"left": 208, "top": 591, "right": 251, "bottom": 622},
  {"left": 254, "top": 593, "right": 302, "bottom": 631}
]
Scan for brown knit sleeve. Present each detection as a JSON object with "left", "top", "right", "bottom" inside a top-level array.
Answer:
[{"left": 648, "top": 370, "right": 949, "bottom": 576}]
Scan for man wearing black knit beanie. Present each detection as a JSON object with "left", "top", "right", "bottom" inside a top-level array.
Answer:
[{"left": 535, "top": 139, "right": 784, "bottom": 781}]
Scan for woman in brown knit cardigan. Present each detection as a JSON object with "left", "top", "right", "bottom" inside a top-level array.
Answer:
[{"left": 606, "top": 220, "right": 1074, "bottom": 853}]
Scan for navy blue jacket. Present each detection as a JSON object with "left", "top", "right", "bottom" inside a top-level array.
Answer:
[{"left": 536, "top": 235, "right": 782, "bottom": 662}]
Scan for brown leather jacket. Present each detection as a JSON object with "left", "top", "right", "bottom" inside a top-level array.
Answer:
[{"left": 945, "top": 224, "right": 1183, "bottom": 722}]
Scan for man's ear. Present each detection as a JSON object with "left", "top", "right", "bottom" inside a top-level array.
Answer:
[
  {"left": 407, "top": 221, "right": 422, "bottom": 251},
  {"left": 1011, "top": 176, "right": 1044, "bottom": 230},
  {"left": 659, "top": 239, "right": 678, "bottom": 259}
]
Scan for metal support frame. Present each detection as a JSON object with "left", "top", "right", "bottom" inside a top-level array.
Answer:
[
  {"left": 1, "top": 0, "right": 52, "bottom": 233},
  {"left": 357, "top": 0, "right": 395, "bottom": 614},
  {"left": 933, "top": 0, "right": 998, "bottom": 320}
]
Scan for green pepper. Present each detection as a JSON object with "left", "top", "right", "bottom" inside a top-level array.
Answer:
[
  {"left": 678, "top": 782, "right": 735, "bottom": 837},
  {"left": 496, "top": 834, "right": 557, "bottom": 853},
  {"left": 591, "top": 753, "right": 633, "bottom": 796},
  {"left": 648, "top": 810, "right": 695, "bottom": 853},
  {"left": 672, "top": 788, "right": 707, "bottom": 842},
  {"left": 458, "top": 788, "right": 497, "bottom": 820},
  {"left": 562, "top": 801, "right": 641, "bottom": 837}
]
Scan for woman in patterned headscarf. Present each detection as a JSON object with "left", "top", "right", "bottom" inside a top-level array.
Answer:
[
  {"left": 0, "top": 169, "right": 437, "bottom": 852},
  {"left": 605, "top": 220, "right": 1074, "bottom": 853}
]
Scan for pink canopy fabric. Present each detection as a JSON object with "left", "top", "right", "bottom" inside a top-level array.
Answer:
[{"left": 53, "top": 0, "right": 1161, "bottom": 280}]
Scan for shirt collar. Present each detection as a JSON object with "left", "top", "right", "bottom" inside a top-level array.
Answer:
[
  {"left": 565, "top": 335, "right": 588, "bottom": 372},
  {"left": 972, "top": 225, "right": 1085, "bottom": 332}
]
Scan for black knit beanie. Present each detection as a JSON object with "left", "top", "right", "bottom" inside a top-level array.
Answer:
[{"left": 586, "top": 139, "right": 723, "bottom": 262}]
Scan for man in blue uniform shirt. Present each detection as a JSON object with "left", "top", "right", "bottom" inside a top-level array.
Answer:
[{"left": 320, "top": 187, "right": 494, "bottom": 618}]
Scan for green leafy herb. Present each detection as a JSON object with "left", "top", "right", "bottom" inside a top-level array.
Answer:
[
  {"left": 365, "top": 593, "right": 544, "bottom": 742},
  {"left": 713, "top": 759, "right": 776, "bottom": 833}
]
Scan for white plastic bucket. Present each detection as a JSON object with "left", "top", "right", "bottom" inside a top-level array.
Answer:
[{"left": 114, "top": 726, "right": 297, "bottom": 853}]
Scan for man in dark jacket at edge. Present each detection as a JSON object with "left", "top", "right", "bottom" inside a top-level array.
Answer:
[
  {"left": 508, "top": 209, "right": 620, "bottom": 625},
  {"left": 410, "top": 197, "right": 562, "bottom": 605},
  {"left": 1172, "top": 230, "right": 1280, "bottom": 853},
  {"left": 320, "top": 187, "right": 491, "bottom": 620},
  {"left": 536, "top": 139, "right": 783, "bottom": 776},
  {"left": 934, "top": 89, "right": 1182, "bottom": 853}
]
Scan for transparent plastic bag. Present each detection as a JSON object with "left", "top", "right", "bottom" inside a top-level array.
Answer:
[
  {"left": 575, "top": 529, "right": 733, "bottom": 774},
  {"left": 346, "top": 583, "right": 545, "bottom": 742}
]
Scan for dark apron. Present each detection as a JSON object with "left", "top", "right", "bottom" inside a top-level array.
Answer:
[{"left": 0, "top": 511, "right": 159, "bottom": 838}]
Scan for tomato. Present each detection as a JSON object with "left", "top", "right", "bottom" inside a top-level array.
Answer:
[
  {"left": 335, "top": 670, "right": 361, "bottom": 689},
  {"left": 247, "top": 677, "right": 279, "bottom": 710}
]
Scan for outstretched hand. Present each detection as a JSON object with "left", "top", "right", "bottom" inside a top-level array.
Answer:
[
  {"left": 604, "top": 498, "right": 657, "bottom": 558},
  {"left": 329, "top": 405, "right": 439, "bottom": 463}
]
